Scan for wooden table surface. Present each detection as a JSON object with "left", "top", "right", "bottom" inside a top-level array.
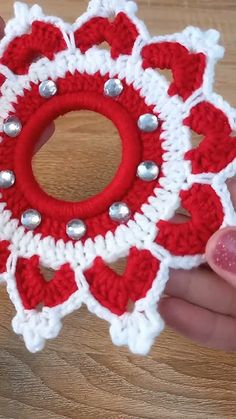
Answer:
[{"left": 0, "top": 1, "right": 236, "bottom": 418}]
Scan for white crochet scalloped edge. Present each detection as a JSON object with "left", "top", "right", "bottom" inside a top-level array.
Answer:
[{"left": 0, "top": 0, "right": 235, "bottom": 354}]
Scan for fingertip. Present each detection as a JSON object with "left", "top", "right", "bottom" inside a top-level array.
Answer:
[{"left": 206, "top": 227, "right": 236, "bottom": 288}]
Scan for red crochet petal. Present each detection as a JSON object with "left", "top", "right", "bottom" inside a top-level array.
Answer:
[
  {"left": 124, "top": 248, "right": 160, "bottom": 302},
  {"left": 85, "top": 258, "right": 129, "bottom": 315},
  {"left": 184, "top": 102, "right": 236, "bottom": 173},
  {"left": 156, "top": 184, "right": 223, "bottom": 255},
  {"left": 85, "top": 249, "right": 160, "bottom": 315},
  {"left": 142, "top": 42, "right": 206, "bottom": 100},
  {"left": 184, "top": 101, "right": 231, "bottom": 136},
  {"left": 186, "top": 134, "right": 236, "bottom": 173},
  {"left": 74, "top": 12, "right": 138, "bottom": 58},
  {"left": 0, "top": 240, "right": 10, "bottom": 274},
  {"left": 16, "top": 256, "right": 77, "bottom": 309},
  {"left": 1, "top": 21, "right": 67, "bottom": 74}
]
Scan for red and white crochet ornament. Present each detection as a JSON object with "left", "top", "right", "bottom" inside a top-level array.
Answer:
[{"left": 0, "top": 0, "right": 236, "bottom": 354}]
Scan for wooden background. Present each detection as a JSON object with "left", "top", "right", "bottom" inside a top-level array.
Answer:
[{"left": 0, "top": 1, "right": 236, "bottom": 418}]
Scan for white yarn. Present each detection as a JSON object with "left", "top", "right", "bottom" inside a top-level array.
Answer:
[{"left": 88, "top": 0, "right": 138, "bottom": 16}]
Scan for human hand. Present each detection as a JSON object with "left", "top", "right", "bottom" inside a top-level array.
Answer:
[{"left": 160, "top": 179, "right": 236, "bottom": 351}]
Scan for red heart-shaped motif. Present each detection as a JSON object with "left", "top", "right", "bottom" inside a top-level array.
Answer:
[
  {"left": 142, "top": 42, "right": 206, "bottom": 100},
  {"left": 16, "top": 255, "right": 77, "bottom": 309},
  {"left": 74, "top": 12, "right": 138, "bottom": 59},
  {"left": 85, "top": 248, "right": 160, "bottom": 315},
  {"left": 1, "top": 21, "right": 67, "bottom": 75}
]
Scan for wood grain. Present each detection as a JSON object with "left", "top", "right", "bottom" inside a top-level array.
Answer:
[{"left": 0, "top": 1, "right": 236, "bottom": 418}]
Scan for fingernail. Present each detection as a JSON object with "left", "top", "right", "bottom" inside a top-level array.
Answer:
[{"left": 213, "top": 230, "right": 236, "bottom": 273}]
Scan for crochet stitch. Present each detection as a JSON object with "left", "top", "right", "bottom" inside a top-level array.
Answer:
[{"left": 0, "top": 0, "right": 236, "bottom": 354}]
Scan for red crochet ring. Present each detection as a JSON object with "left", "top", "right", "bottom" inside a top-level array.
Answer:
[
  {"left": 15, "top": 91, "right": 142, "bottom": 219},
  {"left": 0, "top": 71, "right": 163, "bottom": 242}
]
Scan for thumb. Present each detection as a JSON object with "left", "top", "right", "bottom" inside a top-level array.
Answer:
[{"left": 206, "top": 227, "right": 236, "bottom": 288}]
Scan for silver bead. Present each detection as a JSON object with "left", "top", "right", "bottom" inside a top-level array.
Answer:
[
  {"left": 104, "top": 79, "right": 123, "bottom": 97},
  {"left": 39, "top": 80, "right": 57, "bottom": 98},
  {"left": 0, "top": 170, "right": 15, "bottom": 188},
  {"left": 137, "top": 161, "right": 159, "bottom": 182},
  {"left": 109, "top": 202, "right": 131, "bottom": 223},
  {"left": 138, "top": 113, "right": 159, "bottom": 132},
  {"left": 21, "top": 209, "right": 42, "bottom": 230},
  {"left": 66, "top": 219, "right": 86, "bottom": 240},
  {"left": 3, "top": 116, "right": 22, "bottom": 137}
]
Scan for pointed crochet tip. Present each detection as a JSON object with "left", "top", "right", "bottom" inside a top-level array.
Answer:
[
  {"left": 87, "top": 0, "right": 138, "bottom": 16},
  {"left": 3, "top": 2, "right": 44, "bottom": 39},
  {"left": 183, "top": 26, "right": 224, "bottom": 60},
  {"left": 13, "top": 2, "right": 43, "bottom": 21},
  {"left": 13, "top": 1, "right": 30, "bottom": 16}
]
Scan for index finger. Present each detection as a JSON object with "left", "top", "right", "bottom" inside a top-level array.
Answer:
[{"left": 159, "top": 297, "right": 236, "bottom": 351}]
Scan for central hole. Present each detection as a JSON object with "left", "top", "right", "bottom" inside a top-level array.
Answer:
[{"left": 32, "top": 111, "right": 122, "bottom": 202}]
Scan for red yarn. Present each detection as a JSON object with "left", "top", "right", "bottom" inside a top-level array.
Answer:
[
  {"left": 16, "top": 256, "right": 77, "bottom": 309},
  {"left": 184, "top": 101, "right": 231, "bottom": 136},
  {"left": 142, "top": 42, "right": 206, "bottom": 100},
  {"left": 74, "top": 12, "right": 138, "bottom": 58},
  {"left": 14, "top": 91, "right": 142, "bottom": 220},
  {"left": 1, "top": 21, "right": 67, "bottom": 74},
  {"left": 14, "top": 249, "right": 159, "bottom": 313},
  {"left": 1, "top": 14, "right": 138, "bottom": 75},
  {"left": 156, "top": 184, "right": 224, "bottom": 255},
  {"left": 85, "top": 248, "right": 160, "bottom": 315},
  {"left": 184, "top": 102, "right": 236, "bottom": 173}
]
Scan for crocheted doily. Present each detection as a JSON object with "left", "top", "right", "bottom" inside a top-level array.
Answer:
[{"left": 0, "top": 0, "right": 236, "bottom": 354}]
